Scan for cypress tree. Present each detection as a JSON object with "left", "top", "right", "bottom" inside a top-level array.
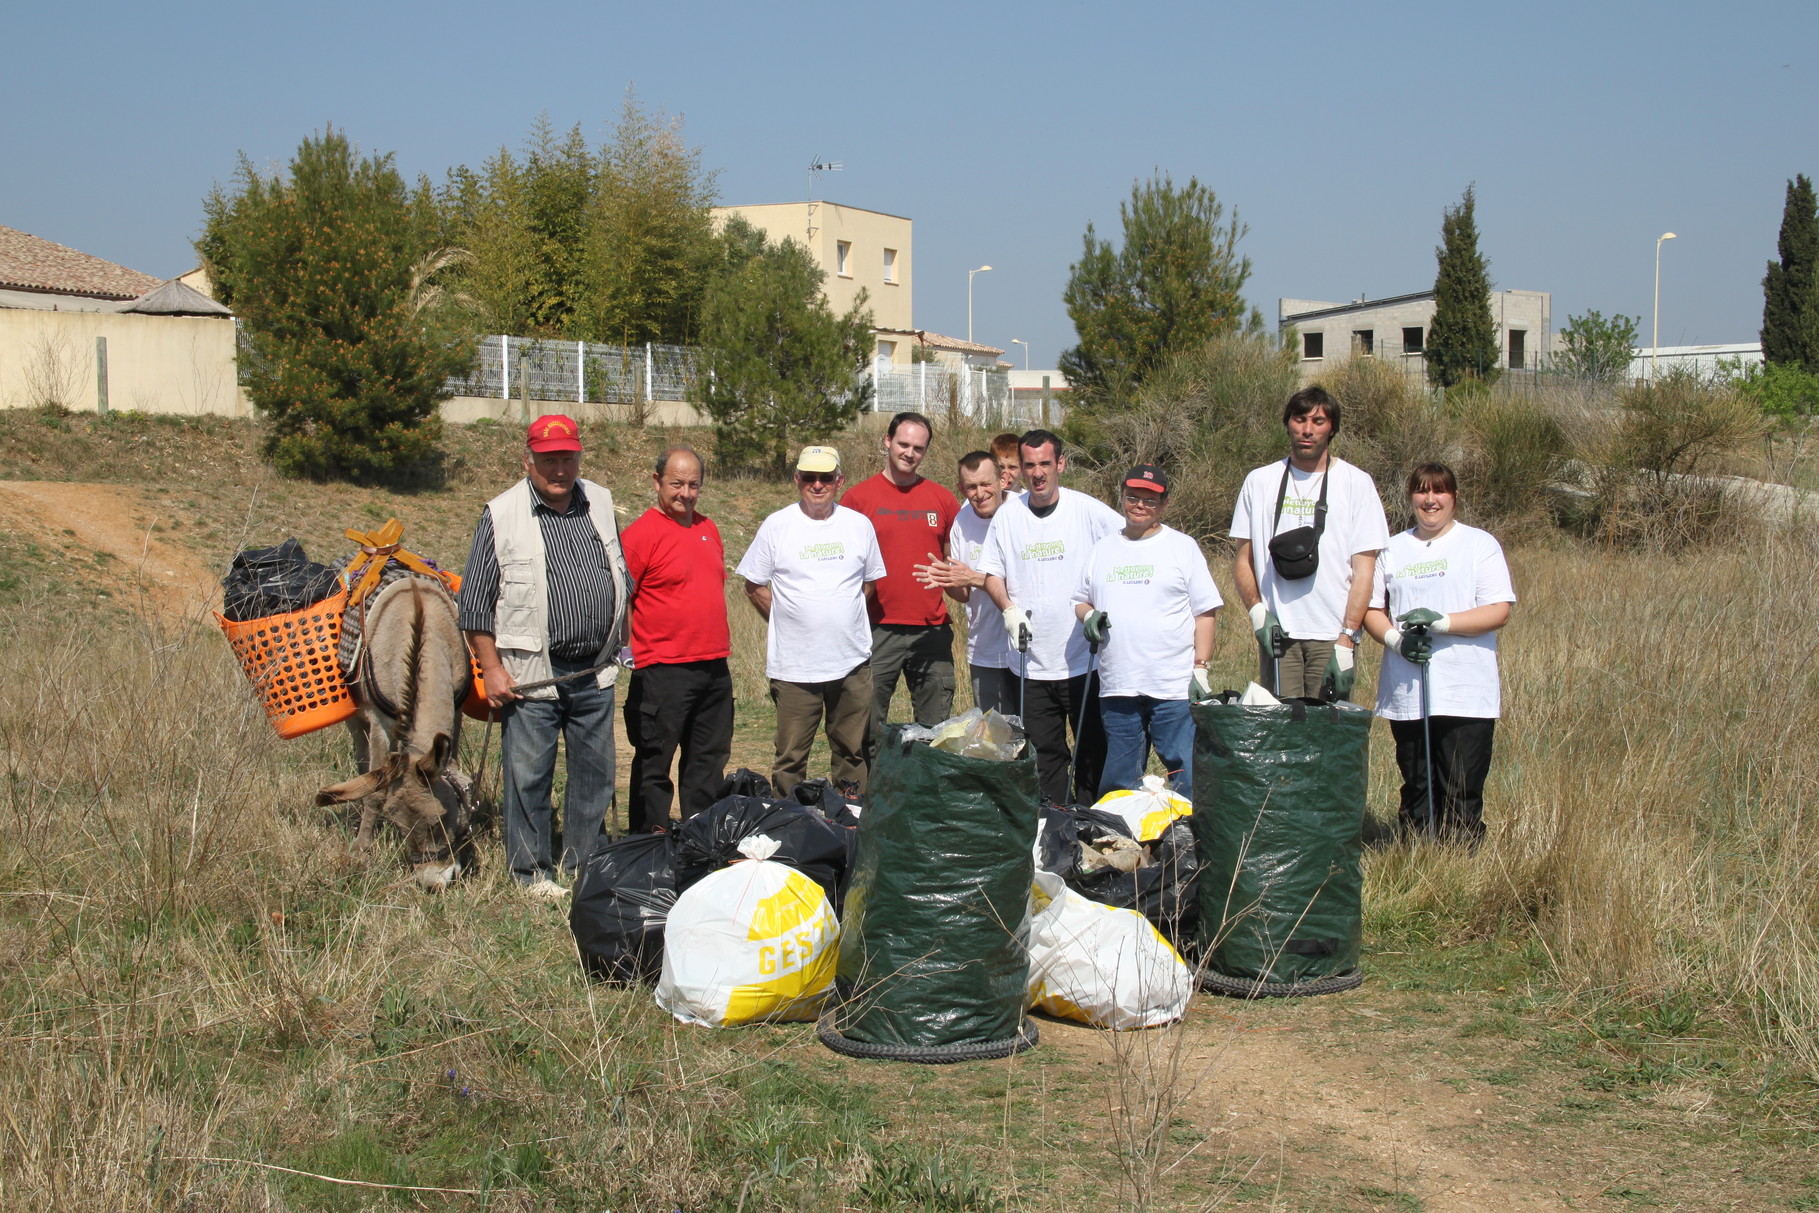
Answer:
[
  {"left": 1426, "top": 186, "right": 1500, "bottom": 389},
  {"left": 1761, "top": 173, "right": 1819, "bottom": 370}
]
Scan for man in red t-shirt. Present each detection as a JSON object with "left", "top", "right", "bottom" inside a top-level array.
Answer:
[
  {"left": 839, "top": 411, "right": 961, "bottom": 760},
  {"left": 620, "top": 446, "right": 732, "bottom": 832}
]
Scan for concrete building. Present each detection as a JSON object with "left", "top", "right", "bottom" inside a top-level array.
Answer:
[
  {"left": 711, "top": 200, "right": 912, "bottom": 358},
  {"left": 0, "top": 224, "right": 249, "bottom": 416},
  {"left": 1279, "top": 289, "right": 1553, "bottom": 377},
  {"left": 1629, "top": 342, "right": 1762, "bottom": 381}
]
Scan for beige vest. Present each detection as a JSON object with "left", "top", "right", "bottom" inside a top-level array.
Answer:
[{"left": 486, "top": 477, "right": 629, "bottom": 700}]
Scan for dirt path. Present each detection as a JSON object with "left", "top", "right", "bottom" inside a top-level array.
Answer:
[
  {"left": 1039, "top": 993, "right": 1768, "bottom": 1212},
  {"left": 0, "top": 480, "right": 218, "bottom": 616}
]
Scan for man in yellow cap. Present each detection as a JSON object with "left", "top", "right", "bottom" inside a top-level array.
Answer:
[
  {"left": 459, "top": 414, "right": 629, "bottom": 899},
  {"left": 735, "top": 445, "right": 885, "bottom": 796}
]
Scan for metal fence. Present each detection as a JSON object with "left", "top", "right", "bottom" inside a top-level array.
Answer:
[
  {"left": 446, "top": 335, "right": 701, "bottom": 404},
  {"left": 870, "top": 363, "right": 1017, "bottom": 425}
]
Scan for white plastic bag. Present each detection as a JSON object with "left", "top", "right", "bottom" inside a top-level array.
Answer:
[
  {"left": 1026, "top": 870, "right": 1192, "bottom": 1030},
  {"left": 655, "top": 835, "right": 839, "bottom": 1027},
  {"left": 1091, "top": 775, "right": 1193, "bottom": 842}
]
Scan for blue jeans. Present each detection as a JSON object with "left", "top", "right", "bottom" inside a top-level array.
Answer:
[
  {"left": 500, "top": 657, "right": 615, "bottom": 883},
  {"left": 1098, "top": 696, "right": 1194, "bottom": 799}
]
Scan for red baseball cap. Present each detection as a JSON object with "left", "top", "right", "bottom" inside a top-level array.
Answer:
[{"left": 526, "top": 414, "right": 582, "bottom": 453}]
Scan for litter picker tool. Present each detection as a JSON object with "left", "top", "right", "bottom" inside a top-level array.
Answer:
[
  {"left": 1405, "top": 620, "right": 1436, "bottom": 835},
  {"left": 1072, "top": 621, "right": 1106, "bottom": 804}
]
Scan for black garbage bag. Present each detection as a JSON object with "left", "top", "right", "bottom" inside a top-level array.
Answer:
[
  {"left": 672, "top": 795, "right": 850, "bottom": 909},
  {"left": 715, "top": 768, "right": 773, "bottom": 800},
  {"left": 221, "top": 539, "right": 340, "bottom": 622},
  {"left": 791, "top": 777, "right": 862, "bottom": 890},
  {"left": 829, "top": 725, "right": 1039, "bottom": 1051},
  {"left": 1191, "top": 695, "right": 1370, "bottom": 987},
  {"left": 570, "top": 832, "right": 677, "bottom": 983},
  {"left": 1038, "top": 805, "right": 1200, "bottom": 945}
]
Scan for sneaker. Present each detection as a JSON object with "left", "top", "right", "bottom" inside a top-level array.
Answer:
[{"left": 523, "top": 877, "right": 568, "bottom": 901}]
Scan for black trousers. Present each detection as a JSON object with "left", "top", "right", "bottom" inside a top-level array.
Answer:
[
  {"left": 623, "top": 659, "right": 734, "bottom": 833},
  {"left": 1390, "top": 715, "right": 1495, "bottom": 844},
  {"left": 1018, "top": 671, "right": 1105, "bottom": 805}
]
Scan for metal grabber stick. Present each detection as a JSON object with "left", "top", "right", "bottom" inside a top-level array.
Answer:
[
  {"left": 1072, "top": 625, "right": 1105, "bottom": 804},
  {"left": 1408, "top": 621, "right": 1436, "bottom": 835},
  {"left": 1016, "top": 621, "right": 1030, "bottom": 725}
]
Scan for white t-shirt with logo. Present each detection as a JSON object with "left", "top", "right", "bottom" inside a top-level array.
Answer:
[
  {"left": 977, "top": 487, "right": 1122, "bottom": 680},
  {"left": 1230, "top": 457, "right": 1390, "bottom": 640},
  {"left": 1072, "top": 526, "right": 1223, "bottom": 701},
  {"left": 736, "top": 504, "right": 886, "bottom": 683},
  {"left": 951, "top": 502, "right": 1008, "bottom": 670},
  {"left": 1370, "top": 523, "right": 1516, "bottom": 721}
]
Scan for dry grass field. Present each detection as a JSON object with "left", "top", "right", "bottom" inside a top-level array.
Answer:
[{"left": 3, "top": 406, "right": 1819, "bottom": 1211}]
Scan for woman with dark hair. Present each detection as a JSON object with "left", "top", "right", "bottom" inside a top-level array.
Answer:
[{"left": 1362, "top": 463, "right": 1516, "bottom": 843}]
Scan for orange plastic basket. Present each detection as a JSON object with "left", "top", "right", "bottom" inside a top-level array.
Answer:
[
  {"left": 217, "top": 590, "right": 358, "bottom": 739},
  {"left": 443, "top": 572, "right": 496, "bottom": 722}
]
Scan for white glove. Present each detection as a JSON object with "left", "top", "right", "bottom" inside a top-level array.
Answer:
[
  {"left": 1334, "top": 644, "right": 1354, "bottom": 672},
  {"left": 1430, "top": 614, "right": 1453, "bottom": 634},
  {"left": 1002, "top": 605, "right": 1033, "bottom": 650},
  {"left": 1247, "top": 603, "right": 1269, "bottom": 630},
  {"left": 1191, "top": 667, "right": 1213, "bottom": 697},
  {"left": 1381, "top": 625, "right": 1403, "bottom": 650}
]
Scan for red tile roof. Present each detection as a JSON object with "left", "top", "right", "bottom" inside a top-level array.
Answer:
[{"left": 0, "top": 225, "right": 163, "bottom": 300}]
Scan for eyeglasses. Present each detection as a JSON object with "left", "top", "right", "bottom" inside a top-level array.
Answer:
[
  {"left": 798, "top": 472, "right": 839, "bottom": 484},
  {"left": 1122, "top": 493, "right": 1164, "bottom": 507}
]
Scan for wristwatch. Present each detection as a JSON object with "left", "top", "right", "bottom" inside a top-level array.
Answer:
[{"left": 1338, "top": 627, "right": 1361, "bottom": 644}]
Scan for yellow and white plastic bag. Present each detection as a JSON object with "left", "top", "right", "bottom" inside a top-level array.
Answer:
[
  {"left": 656, "top": 835, "right": 839, "bottom": 1027},
  {"left": 1091, "top": 775, "right": 1193, "bottom": 842},
  {"left": 1026, "top": 870, "right": 1192, "bottom": 1030}
]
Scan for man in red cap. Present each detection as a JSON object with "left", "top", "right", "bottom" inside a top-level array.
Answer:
[{"left": 459, "top": 415, "right": 630, "bottom": 900}]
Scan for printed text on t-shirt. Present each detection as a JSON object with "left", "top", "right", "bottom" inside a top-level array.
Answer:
[
  {"left": 799, "top": 541, "right": 847, "bottom": 560},
  {"left": 1105, "top": 563, "right": 1155, "bottom": 585},
  {"left": 1018, "top": 540, "right": 1066, "bottom": 560}
]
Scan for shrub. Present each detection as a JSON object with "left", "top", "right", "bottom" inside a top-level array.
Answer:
[
  {"left": 1320, "top": 356, "right": 1450, "bottom": 502},
  {"left": 1457, "top": 396, "right": 1569, "bottom": 535},
  {"left": 200, "top": 129, "right": 473, "bottom": 482},
  {"left": 1091, "top": 332, "right": 1299, "bottom": 544}
]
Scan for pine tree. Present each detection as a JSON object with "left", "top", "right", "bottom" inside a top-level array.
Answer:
[
  {"left": 1059, "top": 173, "right": 1257, "bottom": 417},
  {"left": 199, "top": 128, "right": 472, "bottom": 481},
  {"left": 1761, "top": 173, "right": 1819, "bottom": 371},
  {"left": 1426, "top": 186, "right": 1500, "bottom": 389},
  {"left": 699, "top": 218, "right": 874, "bottom": 470}
]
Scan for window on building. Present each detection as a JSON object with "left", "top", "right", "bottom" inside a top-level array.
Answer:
[
  {"left": 1353, "top": 329, "right": 1375, "bottom": 356},
  {"left": 1402, "top": 326, "right": 1424, "bottom": 354},
  {"left": 836, "top": 241, "right": 852, "bottom": 277},
  {"left": 1508, "top": 329, "right": 1527, "bottom": 370},
  {"left": 875, "top": 339, "right": 896, "bottom": 367},
  {"left": 1302, "top": 332, "right": 1324, "bottom": 360},
  {"left": 883, "top": 248, "right": 897, "bottom": 283}
]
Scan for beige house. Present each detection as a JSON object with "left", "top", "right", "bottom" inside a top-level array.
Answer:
[
  {"left": 711, "top": 200, "right": 913, "bottom": 361},
  {"left": 1280, "top": 289, "right": 1553, "bottom": 377},
  {"left": 0, "top": 225, "right": 249, "bottom": 416}
]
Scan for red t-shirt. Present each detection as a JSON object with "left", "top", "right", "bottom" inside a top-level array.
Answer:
[
  {"left": 621, "top": 508, "right": 730, "bottom": 665},
  {"left": 840, "top": 473, "right": 960, "bottom": 627}
]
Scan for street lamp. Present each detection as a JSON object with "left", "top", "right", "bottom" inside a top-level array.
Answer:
[
  {"left": 1009, "top": 338, "right": 1029, "bottom": 370},
  {"left": 1653, "top": 232, "right": 1677, "bottom": 383},
  {"left": 968, "top": 265, "right": 992, "bottom": 343}
]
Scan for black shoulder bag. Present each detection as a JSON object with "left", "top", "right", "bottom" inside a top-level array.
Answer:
[{"left": 1266, "top": 460, "right": 1329, "bottom": 581}]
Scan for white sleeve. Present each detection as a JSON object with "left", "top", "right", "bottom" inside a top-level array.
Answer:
[
  {"left": 1185, "top": 542, "right": 1222, "bottom": 613},
  {"left": 1350, "top": 469, "right": 1392, "bottom": 555},
  {"left": 863, "top": 523, "right": 887, "bottom": 581},
  {"left": 1474, "top": 533, "right": 1517, "bottom": 606},
  {"left": 1230, "top": 469, "right": 1257, "bottom": 539},
  {"left": 977, "top": 509, "right": 1010, "bottom": 579},
  {"left": 734, "top": 518, "right": 776, "bottom": 584},
  {"left": 1072, "top": 546, "right": 1098, "bottom": 607}
]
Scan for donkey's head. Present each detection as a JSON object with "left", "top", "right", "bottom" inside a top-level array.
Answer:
[{"left": 318, "top": 731, "right": 470, "bottom": 890}]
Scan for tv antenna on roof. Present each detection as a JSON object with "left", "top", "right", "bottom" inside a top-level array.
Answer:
[{"left": 807, "top": 158, "right": 843, "bottom": 239}]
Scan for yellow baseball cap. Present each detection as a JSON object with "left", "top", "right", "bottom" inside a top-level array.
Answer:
[{"left": 796, "top": 445, "right": 841, "bottom": 474}]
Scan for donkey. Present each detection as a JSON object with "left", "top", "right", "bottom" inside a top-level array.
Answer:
[{"left": 316, "top": 574, "right": 474, "bottom": 890}]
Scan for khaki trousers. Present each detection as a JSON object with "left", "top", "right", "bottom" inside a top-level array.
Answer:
[
  {"left": 769, "top": 661, "right": 872, "bottom": 797},
  {"left": 1263, "top": 639, "right": 1339, "bottom": 700}
]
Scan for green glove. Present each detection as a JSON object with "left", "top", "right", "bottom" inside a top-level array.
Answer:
[
  {"left": 1248, "top": 604, "right": 1289, "bottom": 658},
  {"left": 1083, "top": 610, "right": 1111, "bottom": 647},
  {"left": 1321, "top": 643, "right": 1357, "bottom": 701},
  {"left": 1398, "top": 607, "right": 1445, "bottom": 630},
  {"left": 1397, "top": 630, "right": 1433, "bottom": 665}
]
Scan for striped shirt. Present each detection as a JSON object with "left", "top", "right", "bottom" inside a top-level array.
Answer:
[{"left": 458, "top": 481, "right": 619, "bottom": 661}]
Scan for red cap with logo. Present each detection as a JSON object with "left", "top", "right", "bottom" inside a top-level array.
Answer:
[{"left": 527, "top": 414, "right": 583, "bottom": 453}]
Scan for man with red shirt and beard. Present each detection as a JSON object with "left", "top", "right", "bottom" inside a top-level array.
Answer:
[
  {"left": 840, "top": 411, "right": 961, "bottom": 760},
  {"left": 620, "top": 446, "right": 732, "bottom": 833}
]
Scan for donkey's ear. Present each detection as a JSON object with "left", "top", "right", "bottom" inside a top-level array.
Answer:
[
  {"left": 415, "top": 732, "right": 452, "bottom": 781},
  {"left": 316, "top": 771, "right": 385, "bottom": 805}
]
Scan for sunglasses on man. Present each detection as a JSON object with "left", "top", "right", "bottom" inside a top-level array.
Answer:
[{"left": 798, "top": 472, "right": 839, "bottom": 484}]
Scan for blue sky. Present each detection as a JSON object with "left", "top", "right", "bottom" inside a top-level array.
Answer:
[{"left": 8, "top": 1, "right": 1815, "bottom": 366}]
